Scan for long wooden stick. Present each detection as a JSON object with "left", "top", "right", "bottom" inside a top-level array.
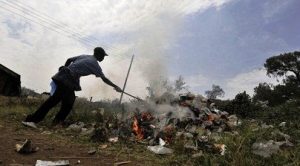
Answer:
[
  {"left": 122, "top": 91, "right": 142, "bottom": 101},
  {"left": 119, "top": 54, "right": 134, "bottom": 104}
]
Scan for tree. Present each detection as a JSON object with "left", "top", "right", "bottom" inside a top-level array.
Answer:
[
  {"left": 264, "top": 51, "right": 300, "bottom": 84},
  {"left": 21, "top": 87, "right": 39, "bottom": 97},
  {"left": 205, "top": 84, "right": 225, "bottom": 99},
  {"left": 232, "top": 91, "right": 253, "bottom": 118},
  {"left": 253, "top": 82, "right": 273, "bottom": 103},
  {"left": 174, "top": 75, "right": 188, "bottom": 92},
  {"left": 253, "top": 81, "right": 300, "bottom": 106}
]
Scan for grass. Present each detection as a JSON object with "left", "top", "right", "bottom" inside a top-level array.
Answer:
[{"left": 0, "top": 96, "right": 299, "bottom": 166}]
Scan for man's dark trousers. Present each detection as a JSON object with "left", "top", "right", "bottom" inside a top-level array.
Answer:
[{"left": 25, "top": 82, "right": 75, "bottom": 124}]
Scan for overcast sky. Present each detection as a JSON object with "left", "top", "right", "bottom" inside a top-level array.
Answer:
[{"left": 0, "top": 0, "right": 299, "bottom": 100}]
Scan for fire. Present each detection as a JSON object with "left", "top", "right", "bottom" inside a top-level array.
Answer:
[
  {"left": 141, "top": 112, "right": 154, "bottom": 121},
  {"left": 132, "top": 116, "right": 144, "bottom": 140},
  {"left": 163, "top": 125, "right": 174, "bottom": 143}
]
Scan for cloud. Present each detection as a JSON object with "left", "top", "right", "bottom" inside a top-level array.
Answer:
[
  {"left": 224, "top": 68, "right": 280, "bottom": 99},
  {"left": 8, "top": 0, "right": 229, "bottom": 37},
  {"left": 185, "top": 74, "right": 210, "bottom": 88},
  {"left": 262, "top": 0, "right": 292, "bottom": 22},
  {"left": 0, "top": 0, "right": 231, "bottom": 100}
]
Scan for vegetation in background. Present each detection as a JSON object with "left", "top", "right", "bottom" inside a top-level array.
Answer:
[
  {"left": 205, "top": 84, "right": 225, "bottom": 100},
  {"left": 264, "top": 51, "right": 300, "bottom": 84}
]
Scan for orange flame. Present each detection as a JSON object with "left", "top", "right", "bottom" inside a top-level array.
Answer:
[{"left": 132, "top": 116, "right": 144, "bottom": 140}]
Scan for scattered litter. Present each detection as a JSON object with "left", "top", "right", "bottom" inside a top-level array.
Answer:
[
  {"left": 41, "top": 131, "right": 52, "bottom": 135},
  {"left": 159, "top": 138, "right": 166, "bottom": 146},
  {"left": 281, "top": 140, "right": 294, "bottom": 148},
  {"left": 147, "top": 145, "right": 173, "bottom": 155},
  {"left": 251, "top": 140, "right": 293, "bottom": 158},
  {"left": 114, "top": 161, "right": 131, "bottom": 166},
  {"left": 271, "top": 131, "right": 291, "bottom": 141},
  {"left": 183, "top": 132, "right": 193, "bottom": 138},
  {"left": 88, "top": 147, "right": 97, "bottom": 155},
  {"left": 252, "top": 126, "right": 261, "bottom": 131},
  {"left": 279, "top": 122, "right": 286, "bottom": 127},
  {"left": 35, "top": 160, "right": 69, "bottom": 166},
  {"left": 192, "top": 151, "right": 203, "bottom": 158},
  {"left": 108, "top": 137, "right": 119, "bottom": 143},
  {"left": 184, "top": 144, "right": 198, "bottom": 151},
  {"left": 67, "top": 122, "right": 85, "bottom": 132},
  {"left": 99, "top": 144, "right": 108, "bottom": 149},
  {"left": 80, "top": 128, "right": 95, "bottom": 136},
  {"left": 176, "top": 131, "right": 184, "bottom": 137},
  {"left": 22, "top": 121, "right": 37, "bottom": 129},
  {"left": 15, "top": 139, "right": 39, "bottom": 154},
  {"left": 227, "top": 115, "right": 241, "bottom": 127},
  {"left": 91, "top": 110, "right": 98, "bottom": 115},
  {"left": 232, "top": 131, "right": 239, "bottom": 136},
  {"left": 147, "top": 138, "right": 173, "bottom": 154},
  {"left": 252, "top": 140, "right": 280, "bottom": 158},
  {"left": 213, "top": 144, "right": 226, "bottom": 155},
  {"left": 261, "top": 123, "right": 274, "bottom": 129},
  {"left": 198, "top": 135, "right": 209, "bottom": 143}
]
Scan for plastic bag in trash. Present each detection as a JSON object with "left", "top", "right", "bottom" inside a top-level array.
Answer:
[
  {"left": 35, "top": 160, "right": 69, "bottom": 166},
  {"left": 147, "top": 145, "right": 173, "bottom": 154},
  {"left": 147, "top": 138, "right": 173, "bottom": 154},
  {"left": 252, "top": 140, "right": 282, "bottom": 158}
]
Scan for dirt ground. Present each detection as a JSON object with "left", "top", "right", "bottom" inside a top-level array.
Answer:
[{"left": 0, "top": 121, "right": 135, "bottom": 166}]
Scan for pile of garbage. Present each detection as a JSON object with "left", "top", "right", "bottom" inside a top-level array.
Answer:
[
  {"left": 125, "top": 93, "right": 239, "bottom": 155},
  {"left": 65, "top": 92, "right": 241, "bottom": 156}
]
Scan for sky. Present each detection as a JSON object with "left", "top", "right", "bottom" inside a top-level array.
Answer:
[{"left": 0, "top": 0, "right": 299, "bottom": 100}]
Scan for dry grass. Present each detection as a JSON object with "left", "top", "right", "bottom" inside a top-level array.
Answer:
[{"left": 0, "top": 96, "right": 299, "bottom": 166}]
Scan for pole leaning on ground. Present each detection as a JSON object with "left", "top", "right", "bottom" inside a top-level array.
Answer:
[{"left": 119, "top": 54, "right": 134, "bottom": 104}]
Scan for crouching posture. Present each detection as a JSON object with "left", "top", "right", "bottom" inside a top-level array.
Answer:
[{"left": 24, "top": 47, "right": 122, "bottom": 126}]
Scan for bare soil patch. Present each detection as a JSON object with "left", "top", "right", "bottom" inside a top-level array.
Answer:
[{"left": 0, "top": 121, "right": 134, "bottom": 166}]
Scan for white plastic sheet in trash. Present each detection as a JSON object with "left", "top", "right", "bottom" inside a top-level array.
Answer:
[
  {"left": 147, "top": 138, "right": 173, "bottom": 155},
  {"left": 35, "top": 160, "right": 70, "bottom": 166}
]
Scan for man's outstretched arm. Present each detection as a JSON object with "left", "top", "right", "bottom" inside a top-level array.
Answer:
[{"left": 100, "top": 76, "right": 122, "bottom": 92}]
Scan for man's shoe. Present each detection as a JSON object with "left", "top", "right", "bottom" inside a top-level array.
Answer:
[{"left": 22, "top": 121, "right": 38, "bottom": 129}]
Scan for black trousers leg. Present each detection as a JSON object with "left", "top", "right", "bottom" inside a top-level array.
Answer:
[
  {"left": 53, "top": 89, "right": 75, "bottom": 124},
  {"left": 25, "top": 84, "right": 64, "bottom": 123}
]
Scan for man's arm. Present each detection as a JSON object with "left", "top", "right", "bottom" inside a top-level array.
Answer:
[
  {"left": 65, "top": 56, "right": 79, "bottom": 66},
  {"left": 100, "top": 75, "right": 122, "bottom": 92}
]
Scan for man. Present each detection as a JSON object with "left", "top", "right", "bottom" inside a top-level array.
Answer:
[{"left": 24, "top": 47, "right": 122, "bottom": 126}]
